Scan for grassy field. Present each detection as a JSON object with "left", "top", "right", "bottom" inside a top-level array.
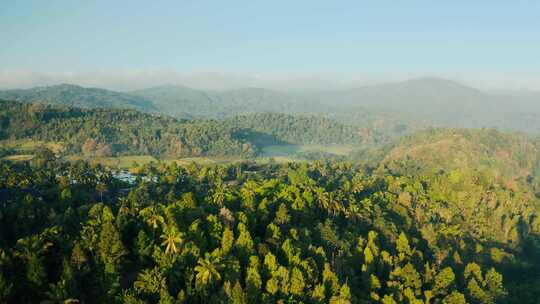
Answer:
[
  {"left": 0, "top": 140, "right": 354, "bottom": 168},
  {"left": 65, "top": 155, "right": 244, "bottom": 169},
  {"left": 2, "top": 154, "right": 34, "bottom": 162},
  {"left": 261, "top": 144, "right": 355, "bottom": 157},
  {"left": 255, "top": 156, "right": 303, "bottom": 164},
  {"left": 66, "top": 155, "right": 159, "bottom": 169},
  {"left": 0, "top": 139, "right": 65, "bottom": 154}
]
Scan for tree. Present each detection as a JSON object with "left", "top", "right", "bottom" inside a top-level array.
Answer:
[
  {"left": 160, "top": 227, "right": 184, "bottom": 255},
  {"left": 434, "top": 267, "right": 455, "bottom": 295},
  {"left": 245, "top": 256, "right": 262, "bottom": 301},
  {"left": 140, "top": 206, "right": 165, "bottom": 232},
  {"left": 98, "top": 221, "right": 127, "bottom": 274},
  {"left": 275, "top": 203, "right": 290, "bottom": 225},
  {"left": 235, "top": 223, "right": 254, "bottom": 261},
  {"left": 396, "top": 232, "right": 412, "bottom": 257},
  {"left": 289, "top": 267, "right": 305, "bottom": 296},
  {"left": 70, "top": 243, "right": 88, "bottom": 270},
  {"left": 96, "top": 183, "right": 108, "bottom": 203},
  {"left": 484, "top": 268, "right": 506, "bottom": 303},
  {"left": 442, "top": 291, "right": 467, "bottom": 304},
  {"left": 0, "top": 273, "right": 12, "bottom": 301},
  {"left": 134, "top": 267, "right": 167, "bottom": 296},
  {"left": 195, "top": 253, "right": 223, "bottom": 291},
  {"left": 26, "top": 254, "right": 46, "bottom": 288},
  {"left": 330, "top": 284, "right": 352, "bottom": 304},
  {"left": 221, "top": 227, "right": 234, "bottom": 254},
  {"left": 230, "top": 281, "right": 247, "bottom": 304},
  {"left": 81, "top": 139, "right": 98, "bottom": 156}
]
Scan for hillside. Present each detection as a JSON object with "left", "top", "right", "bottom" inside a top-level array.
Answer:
[
  {"left": 134, "top": 78, "right": 540, "bottom": 133},
  {"left": 224, "top": 113, "right": 370, "bottom": 146},
  {"left": 380, "top": 129, "right": 540, "bottom": 178},
  {"left": 0, "top": 84, "right": 156, "bottom": 112},
  {"left": 0, "top": 100, "right": 255, "bottom": 158},
  {"left": 132, "top": 85, "right": 296, "bottom": 118},
  {"left": 0, "top": 100, "right": 374, "bottom": 159},
  {"left": 302, "top": 78, "right": 540, "bottom": 131}
]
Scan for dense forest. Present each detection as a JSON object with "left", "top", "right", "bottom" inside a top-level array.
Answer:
[
  {"left": 0, "top": 100, "right": 255, "bottom": 158},
  {"left": 0, "top": 100, "right": 372, "bottom": 159},
  {"left": 0, "top": 152, "right": 539, "bottom": 303},
  {"left": 223, "top": 113, "right": 369, "bottom": 146}
]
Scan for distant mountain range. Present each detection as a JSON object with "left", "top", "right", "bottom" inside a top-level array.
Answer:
[
  {"left": 0, "top": 84, "right": 156, "bottom": 112},
  {"left": 131, "top": 85, "right": 296, "bottom": 118},
  {"left": 2, "top": 78, "right": 540, "bottom": 133}
]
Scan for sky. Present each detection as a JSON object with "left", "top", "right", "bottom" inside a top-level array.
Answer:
[{"left": 1, "top": 0, "right": 539, "bottom": 90}]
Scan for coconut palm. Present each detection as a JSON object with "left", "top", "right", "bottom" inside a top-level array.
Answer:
[
  {"left": 194, "top": 253, "right": 223, "bottom": 290},
  {"left": 211, "top": 182, "right": 228, "bottom": 206},
  {"left": 140, "top": 206, "right": 165, "bottom": 230},
  {"left": 160, "top": 227, "right": 183, "bottom": 255}
]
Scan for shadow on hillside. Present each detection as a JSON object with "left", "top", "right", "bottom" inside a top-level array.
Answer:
[{"left": 233, "top": 128, "right": 291, "bottom": 147}]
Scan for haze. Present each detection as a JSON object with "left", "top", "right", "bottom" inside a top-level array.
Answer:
[{"left": 1, "top": 1, "right": 540, "bottom": 91}]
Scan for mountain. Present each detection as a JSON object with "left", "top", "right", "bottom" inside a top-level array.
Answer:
[
  {"left": 0, "top": 84, "right": 156, "bottom": 112},
  {"left": 5, "top": 78, "right": 540, "bottom": 134},
  {"left": 134, "top": 78, "right": 540, "bottom": 134},
  {"left": 132, "top": 85, "right": 296, "bottom": 118},
  {"left": 305, "top": 77, "right": 540, "bottom": 130}
]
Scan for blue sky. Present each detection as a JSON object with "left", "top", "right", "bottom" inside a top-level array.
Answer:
[{"left": 1, "top": 0, "right": 539, "bottom": 89}]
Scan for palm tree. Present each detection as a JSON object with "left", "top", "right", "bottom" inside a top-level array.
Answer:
[
  {"left": 195, "top": 253, "right": 223, "bottom": 290},
  {"left": 96, "top": 182, "right": 107, "bottom": 203},
  {"left": 140, "top": 206, "right": 165, "bottom": 241},
  {"left": 240, "top": 180, "right": 258, "bottom": 209},
  {"left": 315, "top": 187, "right": 330, "bottom": 211},
  {"left": 212, "top": 182, "right": 227, "bottom": 206},
  {"left": 140, "top": 206, "right": 165, "bottom": 230},
  {"left": 160, "top": 227, "right": 183, "bottom": 255}
]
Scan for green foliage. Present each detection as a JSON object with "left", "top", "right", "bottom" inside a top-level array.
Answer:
[
  {"left": 224, "top": 112, "right": 366, "bottom": 145},
  {"left": 0, "top": 100, "right": 385, "bottom": 161},
  {"left": 0, "top": 84, "right": 156, "bottom": 111},
  {"left": 0, "top": 100, "right": 256, "bottom": 158},
  {"left": 0, "top": 156, "right": 538, "bottom": 303}
]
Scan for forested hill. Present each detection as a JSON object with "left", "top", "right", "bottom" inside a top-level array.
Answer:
[
  {"left": 223, "top": 113, "right": 372, "bottom": 146},
  {"left": 0, "top": 100, "right": 371, "bottom": 158},
  {"left": 0, "top": 84, "right": 157, "bottom": 112},
  {"left": 380, "top": 128, "right": 540, "bottom": 181},
  {"left": 0, "top": 100, "right": 255, "bottom": 158}
]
